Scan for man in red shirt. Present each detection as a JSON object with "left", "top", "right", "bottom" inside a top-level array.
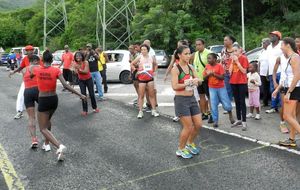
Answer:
[
  {"left": 9, "top": 45, "right": 35, "bottom": 119},
  {"left": 60, "top": 45, "right": 74, "bottom": 88}
]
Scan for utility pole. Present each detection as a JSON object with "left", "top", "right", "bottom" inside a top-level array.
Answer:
[
  {"left": 96, "top": 0, "right": 136, "bottom": 50},
  {"left": 43, "top": 0, "right": 68, "bottom": 50},
  {"left": 241, "top": 0, "right": 245, "bottom": 49}
]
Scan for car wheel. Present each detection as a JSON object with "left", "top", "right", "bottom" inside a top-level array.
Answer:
[{"left": 120, "top": 70, "right": 132, "bottom": 84}]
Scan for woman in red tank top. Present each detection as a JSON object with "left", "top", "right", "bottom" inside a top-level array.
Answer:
[
  {"left": 171, "top": 45, "right": 202, "bottom": 159},
  {"left": 34, "top": 50, "right": 86, "bottom": 161},
  {"left": 73, "top": 51, "right": 99, "bottom": 116}
]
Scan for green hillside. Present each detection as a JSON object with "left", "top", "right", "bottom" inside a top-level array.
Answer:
[{"left": 0, "top": 0, "right": 37, "bottom": 11}]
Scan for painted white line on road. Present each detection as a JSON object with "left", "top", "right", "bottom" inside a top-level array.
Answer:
[{"left": 201, "top": 125, "right": 300, "bottom": 156}]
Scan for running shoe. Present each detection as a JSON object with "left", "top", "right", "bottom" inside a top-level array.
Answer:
[
  {"left": 278, "top": 138, "right": 297, "bottom": 147},
  {"left": 42, "top": 143, "right": 51, "bottom": 152},
  {"left": 202, "top": 114, "right": 209, "bottom": 120},
  {"left": 93, "top": 108, "right": 100, "bottom": 113},
  {"left": 176, "top": 149, "right": 193, "bottom": 159},
  {"left": 242, "top": 122, "right": 247, "bottom": 131},
  {"left": 97, "top": 97, "right": 107, "bottom": 101},
  {"left": 223, "top": 111, "right": 228, "bottom": 114},
  {"left": 280, "top": 122, "right": 289, "bottom": 133},
  {"left": 255, "top": 114, "right": 261, "bottom": 120},
  {"left": 186, "top": 143, "right": 201, "bottom": 155},
  {"left": 207, "top": 116, "right": 214, "bottom": 124},
  {"left": 265, "top": 108, "right": 277, "bottom": 114},
  {"left": 31, "top": 137, "right": 38, "bottom": 149},
  {"left": 151, "top": 110, "right": 159, "bottom": 117},
  {"left": 246, "top": 113, "right": 254, "bottom": 118},
  {"left": 173, "top": 116, "right": 180, "bottom": 122},
  {"left": 56, "top": 144, "right": 66, "bottom": 161},
  {"left": 231, "top": 120, "right": 242, "bottom": 128},
  {"left": 213, "top": 122, "right": 219, "bottom": 128},
  {"left": 14, "top": 111, "right": 23, "bottom": 119},
  {"left": 137, "top": 111, "right": 143, "bottom": 119},
  {"left": 81, "top": 111, "right": 88, "bottom": 116}
]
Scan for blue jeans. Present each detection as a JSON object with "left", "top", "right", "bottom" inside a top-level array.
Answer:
[
  {"left": 91, "top": 71, "right": 103, "bottom": 98},
  {"left": 224, "top": 73, "right": 233, "bottom": 101},
  {"left": 209, "top": 87, "right": 232, "bottom": 122},
  {"left": 269, "top": 73, "right": 281, "bottom": 109}
]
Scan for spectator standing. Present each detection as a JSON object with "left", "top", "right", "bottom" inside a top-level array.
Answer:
[
  {"left": 60, "top": 45, "right": 74, "bottom": 89},
  {"left": 230, "top": 44, "right": 249, "bottom": 131},
  {"left": 258, "top": 38, "right": 271, "bottom": 107},
  {"left": 86, "top": 43, "right": 105, "bottom": 101},
  {"left": 265, "top": 31, "right": 283, "bottom": 114},
  {"left": 246, "top": 63, "right": 262, "bottom": 120}
]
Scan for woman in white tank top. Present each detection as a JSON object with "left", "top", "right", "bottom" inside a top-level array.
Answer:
[
  {"left": 272, "top": 37, "right": 300, "bottom": 147},
  {"left": 131, "top": 44, "right": 159, "bottom": 119}
]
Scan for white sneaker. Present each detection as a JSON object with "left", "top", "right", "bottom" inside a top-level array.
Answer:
[
  {"left": 255, "top": 114, "right": 261, "bottom": 120},
  {"left": 266, "top": 108, "right": 276, "bottom": 114},
  {"left": 242, "top": 122, "right": 247, "bottom": 131},
  {"left": 56, "top": 144, "right": 66, "bottom": 161},
  {"left": 137, "top": 111, "right": 143, "bottom": 119},
  {"left": 42, "top": 143, "right": 51, "bottom": 152},
  {"left": 151, "top": 109, "right": 159, "bottom": 117},
  {"left": 246, "top": 113, "right": 254, "bottom": 118},
  {"left": 14, "top": 111, "right": 23, "bottom": 119},
  {"left": 173, "top": 116, "right": 180, "bottom": 122}
]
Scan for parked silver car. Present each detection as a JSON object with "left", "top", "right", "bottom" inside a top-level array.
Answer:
[
  {"left": 155, "top": 50, "right": 169, "bottom": 67},
  {"left": 246, "top": 47, "right": 263, "bottom": 63}
]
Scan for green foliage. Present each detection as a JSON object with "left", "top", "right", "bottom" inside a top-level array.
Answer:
[{"left": 0, "top": 0, "right": 300, "bottom": 52}]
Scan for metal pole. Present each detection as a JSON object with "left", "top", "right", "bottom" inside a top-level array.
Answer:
[
  {"left": 103, "top": 0, "right": 106, "bottom": 50},
  {"left": 125, "top": 0, "right": 131, "bottom": 45},
  {"left": 241, "top": 0, "right": 245, "bottom": 49},
  {"left": 43, "top": 0, "right": 47, "bottom": 50}
]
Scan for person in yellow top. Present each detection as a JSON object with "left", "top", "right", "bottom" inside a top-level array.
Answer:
[
  {"left": 96, "top": 46, "right": 109, "bottom": 93},
  {"left": 190, "top": 38, "right": 212, "bottom": 122}
]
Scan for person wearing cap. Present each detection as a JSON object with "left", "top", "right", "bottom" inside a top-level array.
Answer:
[
  {"left": 97, "top": 46, "right": 109, "bottom": 93},
  {"left": 85, "top": 43, "right": 105, "bottom": 101},
  {"left": 265, "top": 31, "right": 283, "bottom": 113},
  {"left": 258, "top": 38, "right": 271, "bottom": 107},
  {"left": 60, "top": 45, "right": 74, "bottom": 89},
  {"left": 9, "top": 45, "right": 35, "bottom": 119},
  {"left": 265, "top": 31, "right": 289, "bottom": 132}
]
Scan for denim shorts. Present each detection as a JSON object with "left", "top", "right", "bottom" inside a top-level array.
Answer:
[{"left": 174, "top": 95, "right": 200, "bottom": 117}]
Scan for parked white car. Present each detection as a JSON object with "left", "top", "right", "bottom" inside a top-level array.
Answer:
[
  {"left": 105, "top": 50, "right": 132, "bottom": 84},
  {"left": 155, "top": 50, "right": 169, "bottom": 67},
  {"left": 207, "top": 45, "right": 224, "bottom": 57},
  {"left": 21, "top": 47, "right": 40, "bottom": 58}
]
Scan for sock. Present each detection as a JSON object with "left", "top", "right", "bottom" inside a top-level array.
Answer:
[{"left": 280, "top": 121, "right": 285, "bottom": 125}]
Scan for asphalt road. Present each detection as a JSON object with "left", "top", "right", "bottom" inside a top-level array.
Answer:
[{"left": 1, "top": 68, "right": 300, "bottom": 190}]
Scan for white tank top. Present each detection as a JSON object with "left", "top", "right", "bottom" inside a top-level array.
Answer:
[
  {"left": 283, "top": 54, "right": 300, "bottom": 87},
  {"left": 138, "top": 55, "right": 153, "bottom": 71}
]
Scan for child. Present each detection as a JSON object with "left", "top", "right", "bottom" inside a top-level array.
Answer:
[
  {"left": 247, "top": 63, "right": 261, "bottom": 120},
  {"left": 203, "top": 53, "right": 235, "bottom": 128}
]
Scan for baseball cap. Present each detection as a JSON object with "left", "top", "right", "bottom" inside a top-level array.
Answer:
[
  {"left": 269, "top": 31, "right": 282, "bottom": 40},
  {"left": 86, "top": 43, "right": 92, "bottom": 47},
  {"left": 25, "top": 45, "right": 34, "bottom": 51},
  {"left": 64, "top": 45, "right": 69, "bottom": 49}
]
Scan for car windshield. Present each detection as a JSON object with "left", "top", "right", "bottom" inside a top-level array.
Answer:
[
  {"left": 211, "top": 46, "right": 223, "bottom": 53},
  {"left": 53, "top": 55, "right": 61, "bottom": 61},
  {"left": 155, "top": 50, "right": 164, "bottom": 56}
]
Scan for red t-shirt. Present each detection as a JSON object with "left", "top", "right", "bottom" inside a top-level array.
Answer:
[
  {"left": 35, "top": 66, "right": 62, "bottom": 92},
  {"left": 20, "top": 56, "right": 30, "bottom": 69},
  {"left": 229, "top": 55, "right": 249, "bottom": 84},
  {"left": 61, "top": 52, "right": 74, "bottom": 69},
  {"left": 20, "top": 56, "right": 43, "bottom": 69},
  {"left": 23, "top": 66, "right": 38, "bottom": 89},
  {"left": 203, "top": 63, "right": 225, "bottom": 88},
  {"left": 75, "top": 62, "right": 91, "bottom": 80}
]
